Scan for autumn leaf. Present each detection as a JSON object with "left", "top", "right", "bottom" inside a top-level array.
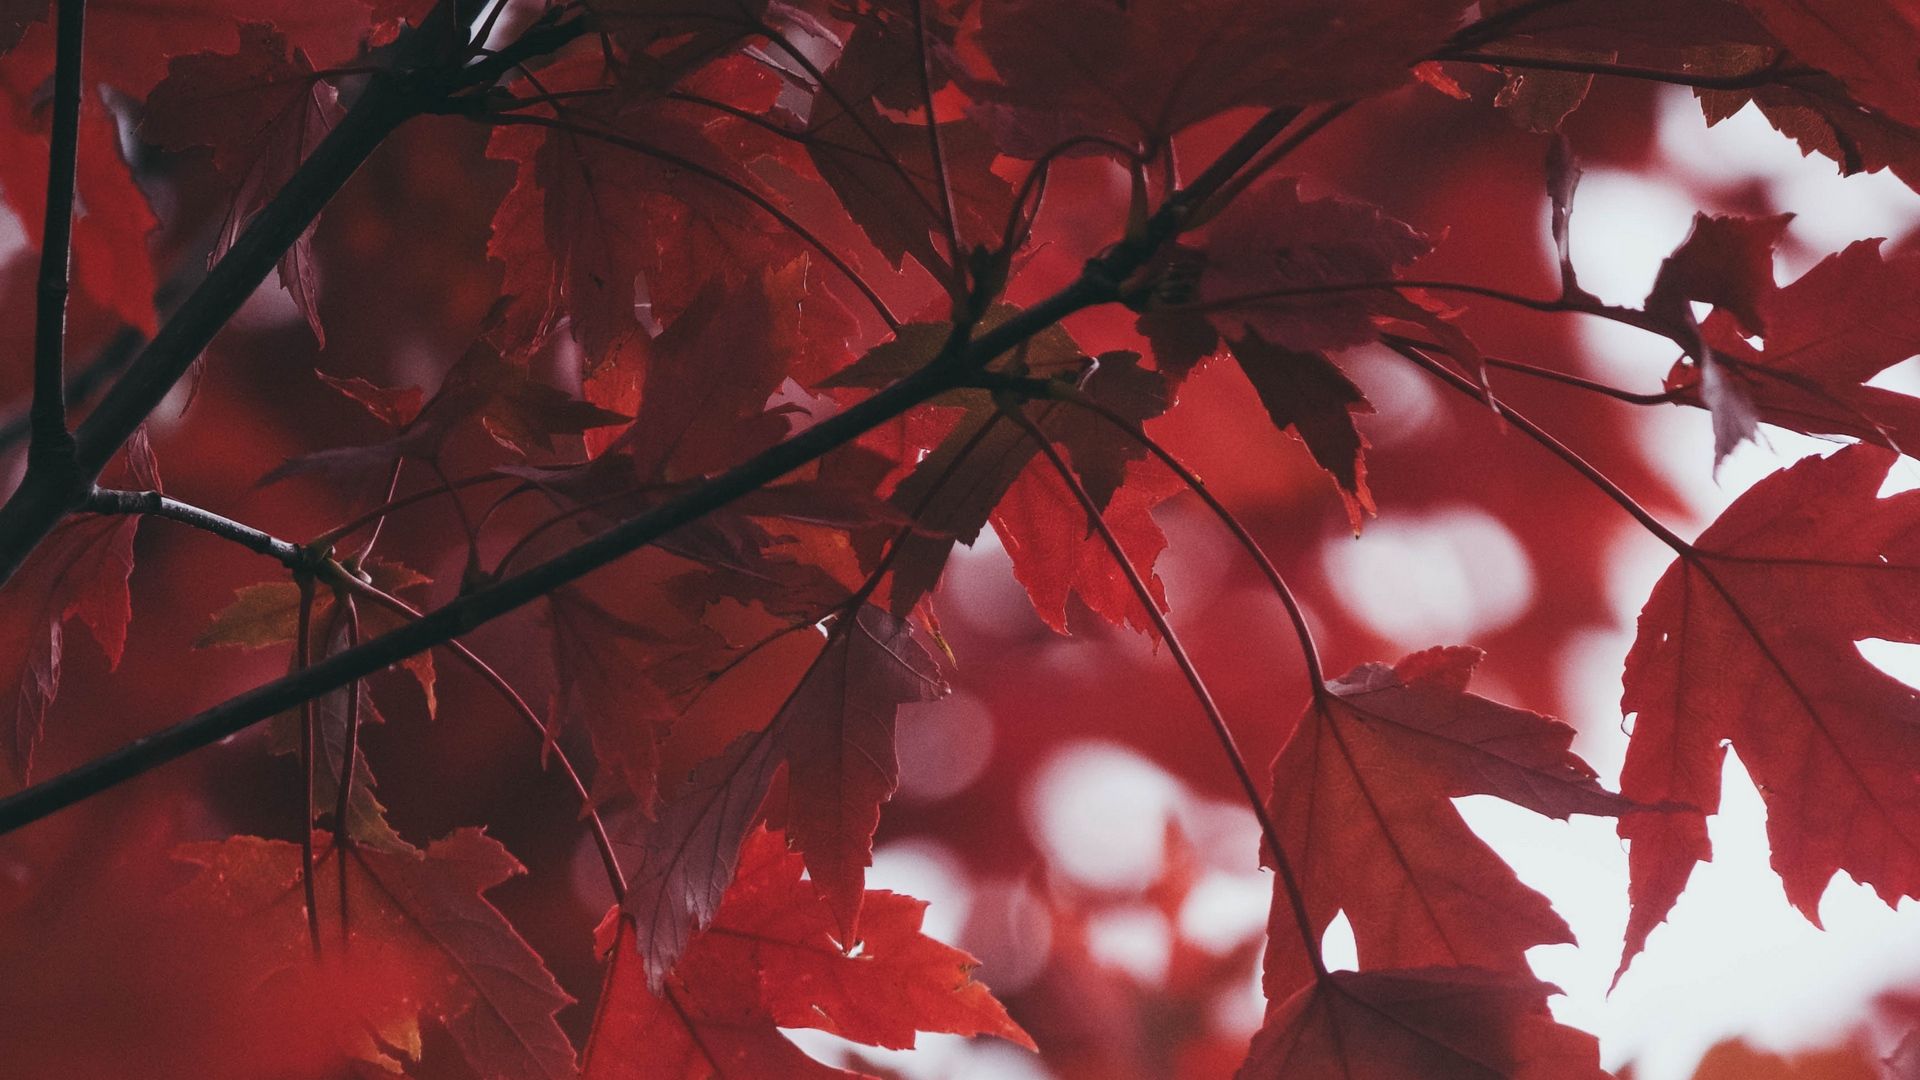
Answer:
[
  {"left": 1731, "top": 0, "right": 1920, "bottom": 129},
  {"left": 1228, "top": 334, "right": 1375, "bottom": 531},
  {"left": 800, "top": 4, "right": 1012, "bottom": 277},
  {"left": 1670, "top": 239, "right": 1920, "bottom": 460},
  {"left": 625, "top": 605, "right": 945, "bottom": 984},
  {"left": 1239, "top": 967, "right": 1608, "bottom": 1079},
  {"left": 1263, "top": 647, "right": 1638, "bottom": 999},
  {"left": 485, "top": 52, "right": 794, "bottom": 358},
  {"left": 170, "top": 828, "right": 576, "bottom": 1080},
  {"left": 260, "top": 341, "right": 629, "bottom": 485},
  {"left": 1645, "top": 212, "right": 1792, "bottom": 337},
  {"left": 545, "top": 587, "right": 678, "bottom": 810},
  {"left": 142, "top": 23, "right": 344, "bottom": 343},
  {"left": 0, "top": 510, "right": 140, "bottom": 784},
  {"left": 1618, "top": 446, "right": 1920, "bottom": 977},
  {"left": 0, "top": 439, "right": 156, "bottom": 784},
  {"left": 586, "top": 827, "right": 1029, "bottom": 1080}
]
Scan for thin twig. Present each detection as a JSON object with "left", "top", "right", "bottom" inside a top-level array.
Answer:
[
  {"left": 909, "top": 0, "right": 962, "bottom": 284},
  {"left": 86, "top": 488, "right": 307, "bottom": 568},
  {"left": 308, "top": 471, "right": 508, "bottom": 550},
  {"left": 1387, "top": 338, "right": 1691, "bottom": 553},
  {"left": 1439, "top": 50, "right": 1814, "bottom": 91},
  {"left": 332, "top": 595, "right": 361, "bottom": 941}
]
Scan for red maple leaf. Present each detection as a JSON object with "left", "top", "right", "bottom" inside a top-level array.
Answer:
[
  {"left": 587, "top": 826, "right": 1031, "bottom": 1080},
  {"left": 142, "top": 23, "right": 345, "bottom": 343},
  {"left": 1670, "top": 239, "right": 1920, "bottom": 460},
  {"left": 1618, "top": 446, "right": 1920, "bottom": 976},
  {"left": 624, "top": 604, "right": 946, "bottom": 982},
  {"left": 1263, "top": 647, "right": 1638, "bottom": 999},
  {"left": 170, "top": 828, "right": 577, "bottom": 1080}
]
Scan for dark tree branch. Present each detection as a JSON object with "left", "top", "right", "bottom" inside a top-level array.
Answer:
[
  {"left": 29, "top": 0, "right": 88, "bottom": 476},
  {"left": 0, "top": 3, "right": 589, "bottom": 588}
]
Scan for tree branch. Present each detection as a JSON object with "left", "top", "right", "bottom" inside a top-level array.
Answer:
[
  {"left": 0, "top": 3, "right": 589, "bottom": 588},
  {"left": 86, "top": 488, "right": 308, "bottom": 567},
  {"left": 29, "top": 0, "right": 87, "bottom": 475}
]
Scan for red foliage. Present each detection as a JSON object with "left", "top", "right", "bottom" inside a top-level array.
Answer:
[{"left": 5, "top": 1, "right": 1920, "bottom": 1077}]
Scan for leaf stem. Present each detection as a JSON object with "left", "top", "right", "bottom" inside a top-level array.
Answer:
[
  {"left": 1386, "top": 338, "right": 1691, "bottom": 554},
  {"left": 1041, "top": 384, "right": 1327, "bottom": 691},
  {"left": 1177, "top": 277, "right": 1667, "bottom": 335},
  {"left": 1477, "top": 350, "right": 1682, "bottom": 406},
  {"left": 999, "top": 404, "right": 1326, "bottom": 979},
  {"left": 1439, "top": 50, "right": 1814, "bottom": 91},
  {"left": 332, "top": 595, "right": 361, "bottom": 942},
  {"left": 909, "top": 0, "right": 963, "bottom": 284},
  {"left": 295, "top": 578, "right": 324, "bottom": 956},
  {"left": 308, "top": 471, "right": 508, "bottom": 550},
  {"left": 342, "top": 577, "right": 628, "bottom": 902}
]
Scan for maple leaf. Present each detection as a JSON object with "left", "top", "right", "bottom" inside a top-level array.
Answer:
[
  {"left": 485, "top": 52, "right": 795, "bottom": 358},
  {"left": 1230, "top": 334, "right": 1375, "bottom": 531},
  {"left": 1644, "top": 212, "right": 1792, "bottom": 337},
  {"left": 965, "top": 0, "right": 1472, "bottom": 157},
  {"left": 1138, "top": 179, "right": 1440, "bottom": 387},
  {"left": 1667, "top": 239, "right": 1920, "bottom": 460},
  {"left": 141, "top": 23, "right": 345, "bottom": 344},
  {"left": 1617, "top": 446, "right": 1920, "bottom": 977},
  {"left": 1693, "top": 43, "right": 1920, "bottom": 193},
  {"left": 796, "top": 4, "right": 1013, "bottom": 278},
  {"left": 586, "top": 827, "right": 1030, "bottom": 1080},
  {"left": 545, "top": 587, "right": 679, "bottom": 810},
  {"left": 990, "top": 453, "right": 1174, "bottom": 635},
  {"left": 170, "top": 829, "right": 577, "bottom": 1080},
  {"left": 615, "top": 271, "right": 821, "bottom": 481},
  {"left": 828, "top": 309, "right": 1176, "bottom": 630},
  {"left": 0, "top": 438, "right": 156, "bottom": 784},
  {"left": 1731, "top": 0, "right": 1920, "bottom": 130},
  {"left": 624, "top": 605, "right": 945, "bottom": 984},
  {"left": 1263, "top": 647, "right": 1639, "bottom": 1000},
  {"left": 1239, "top": 967, "right": 1608, "bottom": 1079},
  {"left": 0, "top": 509, "right": 140, "bottom": 784}
]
